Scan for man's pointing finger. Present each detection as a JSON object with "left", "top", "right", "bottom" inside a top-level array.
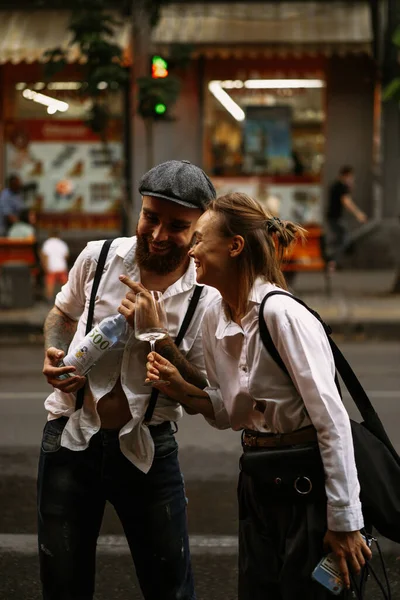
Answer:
[{"left": 119, "top": 275, "right": 146, "bottom": 293}]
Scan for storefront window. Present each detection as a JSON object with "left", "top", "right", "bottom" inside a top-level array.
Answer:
[
  {"left": 4, "top": 80, "right": 124, "bottom": 227},
  {"left": 13, "top": 81, "right": 123, "bottom": 120},
  {"left": 204, "top": 78, "right": 325, "bottom": 178}
]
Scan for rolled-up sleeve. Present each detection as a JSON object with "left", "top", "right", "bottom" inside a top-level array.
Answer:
[
  {"left": 202, "top": 316, "right": 230, "bottom": 430},
  {"left": 55, "top": 245, "right": 90, "bottom": 321},
  {"left": 268, "top": 305, "right": 364, "bottom": 532}
]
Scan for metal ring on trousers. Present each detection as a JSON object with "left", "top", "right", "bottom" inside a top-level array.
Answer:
[{"left": 294, "top": 476, "right": 313, "bottom": 495}]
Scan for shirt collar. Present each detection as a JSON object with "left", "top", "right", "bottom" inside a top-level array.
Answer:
[
  {"left": 214, "top": 278, "right": 282, "bottom": 340},
  {"left": 248, "top": 277, "right": 279, "bottom": 305},
  {"left": 162, "top": 257, "right": 197, "bottom": 300}
]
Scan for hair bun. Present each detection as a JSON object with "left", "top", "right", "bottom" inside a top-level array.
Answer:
[{"left": 265, "top": 217, "right": 283, "bottom": 232}]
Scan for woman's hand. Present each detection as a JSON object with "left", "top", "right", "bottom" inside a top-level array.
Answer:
[
  {"left": 323, "top": 530, "right": 372, "bottom": 589},
  {"left": 146, "top": 352, "right": 187, "bottom": 400}
]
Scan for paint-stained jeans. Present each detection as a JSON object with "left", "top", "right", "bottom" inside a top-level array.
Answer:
[{"left": 37, "top": 417, "right": 195, "bottom": 600}]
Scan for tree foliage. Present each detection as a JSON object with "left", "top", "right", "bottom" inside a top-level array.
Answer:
[
  {"left": 383, "top": 26, "right": 400, "bottom": 104},
  {"left": 42, "top": 0, "right": 172, "bottom": 136},
  {"left": 43, "top": 0, "right": 130, "bottom": 136}
]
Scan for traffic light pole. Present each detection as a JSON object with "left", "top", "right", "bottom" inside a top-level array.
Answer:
[{"left": 131, "top": 0, "right": 154, "bottom": 225}]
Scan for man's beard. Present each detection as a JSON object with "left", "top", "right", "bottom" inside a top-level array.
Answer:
[{"left": 135, "top": 228, "right": 192, "bottom": 275}]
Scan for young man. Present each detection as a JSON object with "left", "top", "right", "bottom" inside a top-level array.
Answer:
[
  {"left": 39, "top": 160, "right": 219, "bottom": 600},
  {"left": 40, "top": 230, "right": 69, "bottom": 302},
  {"left": 326, "top": 166, "right": 367, "bottom": 268}
]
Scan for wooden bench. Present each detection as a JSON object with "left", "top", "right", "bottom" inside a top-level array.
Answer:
[
  {"left": 0, "top": 238, "right": 39, "bottom": 275},
  {"left": 282, "top": 225, "right": 331, "bottom": 293}
]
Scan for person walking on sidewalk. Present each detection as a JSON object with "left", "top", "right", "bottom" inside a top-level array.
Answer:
[
  {"left": 146, "top": 192, "right": 372, "bottom": 599},
  {"left": 326, "top": 165, "right": 367, "bottom": 269},
  {"left": 39, "top": 160, "right": 219, "bottom": 600},
  {"left": 40, "top": 230, "right": 69, "bottom": 302}
]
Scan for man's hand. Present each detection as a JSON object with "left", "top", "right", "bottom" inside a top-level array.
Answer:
[
  {"left": 118, "top": 276, "right": 148, "bottom": 329},
  {"left": 43, "top": 347, "right": 86, "bottom": 394},
  {"left": 323, "top": 530, "right": 372, "bottom": 589}
]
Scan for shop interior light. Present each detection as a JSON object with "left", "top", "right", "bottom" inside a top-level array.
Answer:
[
  {"left": 15, "top": 82, "right": 26, "bottom": 90},
  {"left": 97, "top": 81, "right": 108, "bottom": 90},
  {"left": 220, "top": 80, "right": 244, "bottom": 89},
  {"left": 243, "top": 79, "right": 325, "bottom": 89},
  {"left": 47, "top": 82, "right": 82, "bottom": 90},
  {"left": 22, "top": 89, "right": 69, "bottom": 113},
  {"left": 208, "top": 81, "right": 245, "bottom": 122}
]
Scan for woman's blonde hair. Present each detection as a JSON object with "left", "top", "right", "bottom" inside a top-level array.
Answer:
[{"left": 207, "top": 192, "right": 306, "bottom": 316}]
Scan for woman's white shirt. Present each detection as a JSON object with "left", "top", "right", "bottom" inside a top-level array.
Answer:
[{"left": 203, "top": 279, "right": 363, "bottom": 532}]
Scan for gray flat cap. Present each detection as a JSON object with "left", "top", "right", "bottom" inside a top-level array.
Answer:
[{"left": 139, "top": 160, "right": 216, "bottom": 210}]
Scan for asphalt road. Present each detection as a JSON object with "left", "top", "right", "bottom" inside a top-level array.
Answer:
[{"left": 0, "top": 338, "right": 399, "bottom": 599}]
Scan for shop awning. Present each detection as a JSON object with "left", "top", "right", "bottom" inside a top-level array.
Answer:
[
  {"left": 153, "top": 1, "right": 373, "bottom": 57},
  {"left": 0, "top": 10, "right": 131, "bottom": 64},
  {"left": 0, "top": 3, "right": 372, "bottom": 65}
]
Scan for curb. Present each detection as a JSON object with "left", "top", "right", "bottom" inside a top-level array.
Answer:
[
  {"left": 329, "top": 321, "right": 400, "bottom": 340},
  {"left": 1, "top": 319, "right": 400, "bottom": 341}
]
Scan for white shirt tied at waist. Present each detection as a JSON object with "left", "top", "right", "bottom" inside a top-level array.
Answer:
[
  {"left": 44, "top": 236, "right": 220, "bottom": 473},
  {"left": 202, "top": 279, "right": 364, "bottom": 532}
]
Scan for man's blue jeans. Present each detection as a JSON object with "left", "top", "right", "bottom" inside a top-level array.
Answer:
[{"left": 37, "top": 417, "right": 195, "bottom": 600}]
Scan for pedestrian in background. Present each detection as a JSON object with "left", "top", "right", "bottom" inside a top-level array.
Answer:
[
  {"left": 0, "top": 174, "right": 24, "bottom": 236},
  {"left": 7, "top": 207, "right": 36, "bottom": 240},
  {"left": 146, "top": 192, "right": 372, "bottom": 599},
  {"left": 39, "top": 160, "right": 219, "bottom": 600},
  {"left": 326, "top": 166, "right": 367, "bottom": 269},
  {"left": 40, "top": 230, "right": 69, "bottom": 302}
]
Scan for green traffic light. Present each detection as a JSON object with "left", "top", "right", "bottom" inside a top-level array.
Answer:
[{"left": 155, "top": 103, "right": 167, "bottom": 115}]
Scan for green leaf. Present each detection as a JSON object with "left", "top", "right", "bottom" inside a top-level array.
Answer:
[
  {"left": 392, "top": 26, "right": 400, "bottom": 48},
  {"left": 382, "top": 78, "right": 400, "bottom": 101}
]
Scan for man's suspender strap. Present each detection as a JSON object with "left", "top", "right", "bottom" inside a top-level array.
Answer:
[
  {"left": 144, "top": 284, "right": 204, "bottom": 424},
  {"left": 258, "top": 290, "right": 399, "bottom": 461},
  {"left": 75, "top": 238, "right": 114, "bottom": 411}
]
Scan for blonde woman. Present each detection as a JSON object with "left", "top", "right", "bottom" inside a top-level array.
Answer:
[{"left": 146, "top": 193, "right": 371, "bottom": 600}]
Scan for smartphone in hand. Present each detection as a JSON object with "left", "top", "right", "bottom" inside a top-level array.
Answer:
[
  {"left": 312, "top": 534, "right": 372, "bottom": 595},
  {"left": 312, "top": 553, "right": 343, "bottom": 595}
]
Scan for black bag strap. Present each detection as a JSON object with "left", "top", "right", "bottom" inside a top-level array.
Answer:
[
  {"left": 259, "top": 290, "right": 399, "bottom": 461},
  {"left": 144, "top": 285, "right": 204, "bottom": 424},
  {"left": 75, "top": 238, "right": 114, "bottom": 410}
]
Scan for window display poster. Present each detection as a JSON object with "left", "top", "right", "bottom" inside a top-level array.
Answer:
[
  {"left": 243, "top": 106, "right": 292, "bottom": 175},
  {"left": 213, "top": 176, "right": 322, "bottom": 224},
  {"left": 4, "top": 120, "right": 123, "bottom": 214}
]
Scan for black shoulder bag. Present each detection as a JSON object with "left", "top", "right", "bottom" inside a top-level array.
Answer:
[
  {"left": 75, "top": 238, "right": 204, "bottom": 422},
  {"left": 258, "top": 290, "right": 400, "bottom": 544}
]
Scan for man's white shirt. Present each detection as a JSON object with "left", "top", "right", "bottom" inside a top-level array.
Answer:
[{"left": 45, "top": 237, "right": 220, "bottom": 473}]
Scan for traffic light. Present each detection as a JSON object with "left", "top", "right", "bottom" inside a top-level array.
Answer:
[
  {"left": 151, "top": 55, "right": 169, "bottom": 79},
  {"left": 154, "top": 102, "right": 167, "bottom": 115},
  {"left": 137, "top": 55, "right": 180, "bottom": 120}
]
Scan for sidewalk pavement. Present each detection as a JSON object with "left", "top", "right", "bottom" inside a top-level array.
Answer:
[{"left": 0, "top": 269, "right": 399, "bottom": 339}]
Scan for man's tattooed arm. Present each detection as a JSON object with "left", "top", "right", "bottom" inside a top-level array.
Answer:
[
  {"left": 44, "top": 306, "right": 78, "bottom": 354},
  {"left": 156, "top": 337, "right": 208, "bottom": 390}
]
